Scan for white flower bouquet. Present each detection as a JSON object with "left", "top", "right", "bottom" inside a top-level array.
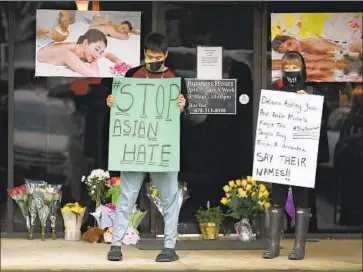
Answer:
[{"left": 81, "top": 169, "right": 109, "bottom": 208}]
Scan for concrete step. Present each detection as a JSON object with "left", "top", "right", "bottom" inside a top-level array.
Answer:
[{"left": 1, "top": 238, "right": 361, "bottom": 271}]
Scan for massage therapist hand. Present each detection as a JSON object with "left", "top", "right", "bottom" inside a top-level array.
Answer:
[{"left": 106, "top": 95, "right": 114, "bottom": 107}]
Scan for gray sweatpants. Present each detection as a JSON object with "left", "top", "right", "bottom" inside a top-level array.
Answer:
[{"left": 111, "top": 171, "right": 179, "bottom": 249}]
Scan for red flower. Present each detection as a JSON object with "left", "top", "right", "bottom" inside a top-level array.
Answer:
[
  {"left": 110, "top": 62, "right": 132, "bottom": 76},
  {"left": 276, "top": 79, "right": 283, "bottom": 88},
  {"left": 8, "top": 186, "right": 26, "bottom": 197},
  {"left": 106, "top": 177, "right": 120, "bottom": 187}
]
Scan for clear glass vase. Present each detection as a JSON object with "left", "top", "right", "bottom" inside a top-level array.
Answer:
[{"left": 234, "top": 218, "right": 256, "bottom": 242}]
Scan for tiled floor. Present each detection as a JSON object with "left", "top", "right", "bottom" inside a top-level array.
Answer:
[{"left": 1, "top": 238, "right": 362, "bottom": 271}]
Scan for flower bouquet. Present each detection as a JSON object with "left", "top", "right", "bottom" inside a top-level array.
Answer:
[
  {"left": 105, "top": 177, "right": 120, "bottom": 205},
  {"left": 90, "top": 203, "right": 115, "bottom": 229},
  {"left": 130, "top": 205, "right": 148, "bottom": 231},
  {"left": 146, "top": 182, "right": 189, "bottom": 240},
  {"left": 33, "top": 186, "right": 54, "bottom": 241},
  {"left": 9, "top": 179, "right": 63, "bottom": 240},
  {"left": 109, "top": 62, "right": 132, "bottom": 76},
  {"left": 48, "top": 185, "right": 63, "bottom": 239},
  {"left": 146, "top": 182, "right": 189, "bottom": 215},
  {"left": 8, "top": 185, "right": 30, "bottom": 238},
  {"left": 82, "top": 169, "right": 109, "bottom": 208},
  {"left": 61, "top": 202, "right": 85, "bottom": 241},
  {"left": 220, "top": 176, "right": 270, "bottom": 242},
  {"left": 122, "top": 205, "right": 147, "bottom": 245},
  {"left": 25, "top": 179, "right": 47, "bottom": 239}
]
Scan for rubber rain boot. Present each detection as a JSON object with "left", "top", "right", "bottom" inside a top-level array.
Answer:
[
  {"left": 263, "top": 207, "right": 284, "bottom": 259},
  {"left": 288, "top": 208, "right": 310, "bottom": 260}
]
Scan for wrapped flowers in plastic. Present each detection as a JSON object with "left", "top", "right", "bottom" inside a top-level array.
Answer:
[
  {"left": 146, "top": 182, "right": 189, "bottom": 240},
  {"left": 122, "top": 205, "right": 147, "bottom": 245},
  {"left": 90, "top": 203, "right": 116, "bottom": 229},
  {"left": 8, "top": 185, "right": 30, "bottom": 238},
  {"left": 25, "top": 179, "right": 47, "bottom": 239},
  {"left": 48, "top": 184, "right": 63, "bottom": 239},
  {"left": 61, "top": 202, "right": 85, "bottom": 241}
]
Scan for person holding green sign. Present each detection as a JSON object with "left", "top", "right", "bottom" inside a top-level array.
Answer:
[{"left": 105, "top": 32, "right": 188, "bottom": 263}]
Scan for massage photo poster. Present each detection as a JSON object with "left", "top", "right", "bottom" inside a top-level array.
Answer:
[
  {"left": 35, "top": 10, "right": 141, "bottom": 78},
  {"left": 271, "top": 13, "right": 362, "bottom": 82}
]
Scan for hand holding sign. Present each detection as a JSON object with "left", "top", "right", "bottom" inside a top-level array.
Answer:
[
  {"left": 108, "top": 77, "right": 181, "bottom": 172},
  {"left": 177, "top": 95, "right": 186, "bottom": 111},
  {"left": 106, "top": 95, "right": 115, "bottom": 107}
]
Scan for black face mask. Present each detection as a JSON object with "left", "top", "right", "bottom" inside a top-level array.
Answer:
[
  {"left": 146, "top": 60, "right": 164, "bottom": 72},
  {"left": 283, "top": 71, "right": 302, "bottom": 85}
]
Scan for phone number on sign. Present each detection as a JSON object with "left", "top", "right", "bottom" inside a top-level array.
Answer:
[{"left": 190, "top": 108, "right": 227, "bottom": 114}]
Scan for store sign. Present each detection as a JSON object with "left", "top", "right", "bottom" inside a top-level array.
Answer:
[
  {"left": 252, "top": 89, "right": 324, "bottom": 188},
  {"left": 185, "top": 79, "right": 237, "bottom": 115},
  {"left": 108, "top": 77, "right": 181, "bottom": 172}
]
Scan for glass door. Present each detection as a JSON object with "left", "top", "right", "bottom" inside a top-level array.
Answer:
[
  {"left": 160, "top": 2, "right": 256, "bottom": 235},
  {"left": 0, "top": 2, "right": 9, "bottom": 232},
  {"left": 265, "top": 1, "right": 363, "bottom": 232}
]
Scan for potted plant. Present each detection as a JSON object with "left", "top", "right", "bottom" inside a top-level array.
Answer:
[
  {"left": 220, "top": 176, "right": 271, "bottom": 241},
  {"left": 195, "top": 204, "right": 224, "bottom": 240}
]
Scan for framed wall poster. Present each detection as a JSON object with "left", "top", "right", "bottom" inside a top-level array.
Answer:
[
  {"left": 271, "top": 13, "right": 362, "bottom": 82},
  {"left": 35, "top": 10, "right": 141, "bottom": 78}
]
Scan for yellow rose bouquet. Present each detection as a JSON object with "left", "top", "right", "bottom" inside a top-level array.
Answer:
[
  {"left": 61, "top": 202, "right": 85, "bottom": 241},
  {"left": 220, "top": 176, "right": 270, "bottom": 221},
  {"left": 220, "top": 176, "right": 270, "bottom": 241}
]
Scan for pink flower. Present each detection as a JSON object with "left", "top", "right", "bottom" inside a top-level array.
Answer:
[
  {"left": 110, "top": 62, "right": 132, "bottom": 76},
  {"left": 105, "top": 203, "right": 116, "bottom": 211}
]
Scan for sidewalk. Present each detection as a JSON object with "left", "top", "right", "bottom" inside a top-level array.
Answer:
[{"left": 1, "top": 238, "right": 362, "bottom": 271}]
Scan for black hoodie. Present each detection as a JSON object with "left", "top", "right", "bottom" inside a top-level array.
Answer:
[
  {"left": 280, "top": 51, "right": 309, "bottom": 93},
  {"left": 278, "top": 51, "right": 330, "bottom": 164}
]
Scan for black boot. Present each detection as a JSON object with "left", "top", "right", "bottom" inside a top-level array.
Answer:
[
  {"left": 263, "top": 207, "right": 284, "bottom": 259},
  {"left": 288, "top": 208, "right": 310, "bottom": 260}
]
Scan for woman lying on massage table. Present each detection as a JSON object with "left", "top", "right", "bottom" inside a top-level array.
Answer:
[
  {"left": 89, "top": 20, "right": 140, "bottom": 40},
  {"left": 37, "top": 29, "right": 122, "bottom": 77}
]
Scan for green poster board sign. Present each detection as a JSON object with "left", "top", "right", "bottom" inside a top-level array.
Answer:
[{"left": 108, "top": 77, "right": 181, "bottom": 172}]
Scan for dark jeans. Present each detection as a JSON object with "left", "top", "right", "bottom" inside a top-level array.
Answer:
[{"left": 271, "top": 184, "right": 309, "bottom": 209}]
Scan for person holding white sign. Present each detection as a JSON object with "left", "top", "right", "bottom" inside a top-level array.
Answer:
[{"left": 263, "top": 51, "right": 329, "bottom": 260}]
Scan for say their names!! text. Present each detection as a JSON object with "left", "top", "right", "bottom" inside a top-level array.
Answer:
[{"left": 255, "top": 152, "right": 307, "bottom": 181}]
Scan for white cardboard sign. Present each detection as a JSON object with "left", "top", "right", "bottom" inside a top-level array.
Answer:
[{"left": 252, "top": 89, "right": 324, "bottom": 188}]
